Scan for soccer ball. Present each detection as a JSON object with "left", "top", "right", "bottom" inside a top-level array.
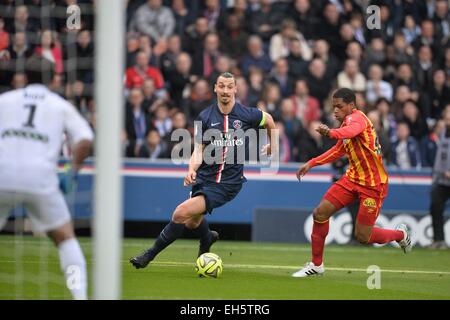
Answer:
[{"left": 195, "top": 253, "right": 223, "bottom": 278}]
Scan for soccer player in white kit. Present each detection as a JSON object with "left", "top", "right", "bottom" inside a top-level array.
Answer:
[{"left": 0, "top": 58, "right": 94, "bottom": 300}]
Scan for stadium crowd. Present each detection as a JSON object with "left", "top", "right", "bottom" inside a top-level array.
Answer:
[{"left": 0, "top": 0, "right": 450, "bottom": 169}]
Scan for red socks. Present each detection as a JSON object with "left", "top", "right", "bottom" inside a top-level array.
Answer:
[
  {"left": 311, "top": 219, "right": 329, "bottom": 266},
  {"left": 368, "top": 227, "right": 404, "bottom": 244}
]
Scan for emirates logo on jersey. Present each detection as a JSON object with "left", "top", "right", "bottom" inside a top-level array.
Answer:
[{"left": 233, "top": 120, "right": 242, "bottom": 129}]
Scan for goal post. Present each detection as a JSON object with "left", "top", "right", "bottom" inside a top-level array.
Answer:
[{"left": 93, "top": 0, "right": 124, "bottom": 300}]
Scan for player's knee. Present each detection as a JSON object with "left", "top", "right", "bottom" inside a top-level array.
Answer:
[
  {"left": 355, "top": 231, "right": 370, "bottom": 244},
  {"left": 172, "top": 204, "right": 191, "bottom": 223},
  {"left": 312, "top": 206, "right": 328, "bottom": 222}
]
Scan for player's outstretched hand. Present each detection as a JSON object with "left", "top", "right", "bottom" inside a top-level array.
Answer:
[
  {"left": 296, "top": 163, "right": 311, "bottom": 182},
  {"left": 184, "top": 170, "right": 197, "bottom": 186},
  {"left": 316, "top": 124, "right": 330, "bottom": 137},
  {"left": 59, "top": 164, "right": 78, "bottom": 194}
]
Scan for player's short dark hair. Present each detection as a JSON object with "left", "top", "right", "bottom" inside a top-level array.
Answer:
[
  {"left": 333, "top": 88, "right": 356, "bottom": 104},
  {"left": 217, "top": 72, "right": 236, "bottom": 84},
  {"left": 25, "top": 55, "right": 55, "bottom": 85}
]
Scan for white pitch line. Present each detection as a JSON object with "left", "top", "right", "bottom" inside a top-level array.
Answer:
[
  {"left": 1, "top": 259, "right": 449, "bottom": 275},
  {"left": 151, "top": 261, "right": 450, "bottom": 275}
]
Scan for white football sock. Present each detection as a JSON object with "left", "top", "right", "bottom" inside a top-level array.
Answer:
[{"left": 58, "top": 238, "right": 88, "bottom": 300}]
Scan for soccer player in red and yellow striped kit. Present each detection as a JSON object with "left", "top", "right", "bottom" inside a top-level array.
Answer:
[{"left": 292, "top": 88, "right": 412, "bottom": 278}]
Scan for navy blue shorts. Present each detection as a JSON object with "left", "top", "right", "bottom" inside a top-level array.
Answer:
[{"left": 191, "top": 181, "right": 242, "bottom": 214}]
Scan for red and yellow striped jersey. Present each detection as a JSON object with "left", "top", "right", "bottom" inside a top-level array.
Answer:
[{"left": 307, "top": 109, "right": 388, "bottom": 187}]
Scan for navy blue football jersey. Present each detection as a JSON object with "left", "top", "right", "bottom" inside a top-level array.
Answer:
[{"left": 194, "top": 102, "right": 264, "bottom": 185}]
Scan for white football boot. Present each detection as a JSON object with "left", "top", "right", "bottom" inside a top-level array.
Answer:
[
  {"left": 396, "top": 223, "right": 412, "bottom": 253},
  {"left": 292, "top": 262, "right": 325, "bottom": 278}
]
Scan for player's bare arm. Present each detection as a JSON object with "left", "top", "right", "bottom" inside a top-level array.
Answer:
[
  {"left": 261, "top": 111, "right": 277, "bottom": 156},
  {"left": 71, "top": 139, "right": 93, "bottom": 173},
  {"left": 296, "top": 162, "right": 311, "bottom": 181},
  {"left": 184, "top": 143, "right": 205, "bottom": 186}
]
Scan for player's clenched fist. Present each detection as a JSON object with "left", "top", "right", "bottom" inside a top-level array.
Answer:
[
  {"left": 316, "top": 124, "right": 331, "bottom": 137},
  {"left": 184, "top": 170, "right": 197, "bottom": 186}
]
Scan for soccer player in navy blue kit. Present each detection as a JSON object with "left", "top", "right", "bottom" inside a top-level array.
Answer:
[{"left": 130, "top": 72, "right": 277, "bottom": 269}]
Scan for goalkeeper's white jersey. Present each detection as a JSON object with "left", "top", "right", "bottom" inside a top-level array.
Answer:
[{"left": 0, "top": 84, "right": 94, "bottom": 194}]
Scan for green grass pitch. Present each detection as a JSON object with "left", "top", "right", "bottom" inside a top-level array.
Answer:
[{"left": 0, "top": 235, "right": 449, "bottom": 300}]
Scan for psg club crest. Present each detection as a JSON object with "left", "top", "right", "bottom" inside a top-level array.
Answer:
[{"left": 233, "top": 120, "right": 242, "bottom": 129}]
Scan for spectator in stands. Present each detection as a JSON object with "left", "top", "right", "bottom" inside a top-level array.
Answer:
[
  {"left": 235, "top": 76, "right": 251, "bottom": 106},
  {"left": 295, "top": 120, "right": 334, "bottom": 163},
  {"left": 126, "top": 32, "right": 140, "bottom": 68},
  {"left": 166, "top": 52, "right": 193, "bottom": 108},
  {"left": 218, "top": 13, "right": 249, "bottom": 61},
  {"left": 413, "top": 20, "right": 440, "bottom": 61},
  {"left": 433, "top": 0, "right": 450, "bottom": 43},
  {"left": 247, "top": 67, "right": 264, "bottom": 105},
  {"left": 337, "top": 59, "right": 366, "bottom": 93},
  {"left": 289, "top": 79, "right": 321, "bottom": 128},
  {"left": 313, "top": 39, "right": 340, "bottom": 79},
  {"left": 125, "top": 51, "right": 165, "bottom": 93},
  {"left": 182, "top": 78, "right": 213, "bottom": 123},
  {"left": 8, "top": 5, "right": 40, "bottom": 35},
  {"left": 375, "top": 97, "right": 397, "bottom": 144},
  {"left": 208, "top": 55, "right": 232, "bottom": 87},
  {"left": 305, "top": 58, "right": 333, "bottom": 108},
  {"left": 288, "top": 0, "right": 317, "bottom": 40},
  {"left": 349, "top": 11, "right": 366, "bottom": 46},
  {"left": 421, "top": 119, "right": 445, "bottom": 168},
  {"left": 367, "top": 109, "right": 392, "bottom": 163},
  {"left": 166, "top": 110, "right": 191, "bottom": 160},
  {"left": 171, "top": 0, "right": 196, "bottom": 41},
  {"left": 202, "top": 0, "right": 223, "bottom": 30},
  {"left": 153, "top": 103, "right": 172, "bottom": 139},
  {"left": 367, "top": 4, "right": 395, "bottom": 44},
  {"left": 276, "top": 121, "right": 292, "bottom": 163},
  {"left": 141, "top": 78, "right": 161, "bottom": 115},
  {"left": 125, "top": 88, "right": 154, "bottom": 157},
  {"left": 279, "top": 98, "right": 303, "bottom": 153},
  {"left": 365, "top": 37, "right": 386, "bottom": 69},
  {"left": 192, "top": 32, "right": 222, "bottom": 78},
  {"left": 129, "top": 0, "right": 175, "bottom": 43},
  {"left": 269, "top": 58, "right": 294, "bottom": 98},
  {"left": 183, "top": 17, "right": 209, "bottom": 56},
  {"left": 315, "top": 2, "right": 342, "bottom": 54},
  {"left": 240, "top": 35, "right": 272, "bottom": 76},
  {"left": 428, "top": 106, "right": 450, "bottom": 249},
  {"left": 269, "top": 19, "right": 311, "bottom": 62},
  {"left": 393, "top": 63, "right": 419, "bottom": 93},
  {"left": 416, "top": 45, "right": 437, "bottom": 92},
  {"left": 159, "top": 34, "right": 182, "bottom": 79},
  {"left": 0, "top": 18, "right": 9, "bottom": 51},
  {"left": 366, "top": 64, "right": 393, "bottom": 105},
  {"left": 138, "top": 129, "right": 170, "bottom": 159},
  {"left": 70, "top": 29, "right": 94, "bottom": 83},
  {"left": 392, "top": 32, "right": 415, "bottom": 66},
  {"left": 402, "top": 15, "right": 421, "bottom": 44},
  {"left": 334, "top": 23, "right": 356, "bottom": 63},
  {"left": 249, "top": 0, "right": 284, "bottom": 44},
  {"left": 391, "top": 85, "right": 415, "bottom": 119},
  {"left": 35, "top": 30, "right": 64, "bottom": 74},
  {"left": 425, "top": 69, "right": 450, "bottom": 122},
  {"left": 401, "top": 99, "right": 429, "bottom": 141},
  {"left": 390, "top": 121, "right": 422, "bottom": 169},
  {"left": 258, "top": 81, "right": 281, "bottom": 119},
  {"left": 286, "top": 38, "right": 308, "bottom": 79}
]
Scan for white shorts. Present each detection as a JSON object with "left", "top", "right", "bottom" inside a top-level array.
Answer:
[{"left": 0, "top": 190, "right": 71, "bottom": 233}]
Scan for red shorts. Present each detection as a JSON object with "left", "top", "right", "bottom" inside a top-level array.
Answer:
[{"left": 323, "top": 176, "right": 388, "bottom": 226}]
